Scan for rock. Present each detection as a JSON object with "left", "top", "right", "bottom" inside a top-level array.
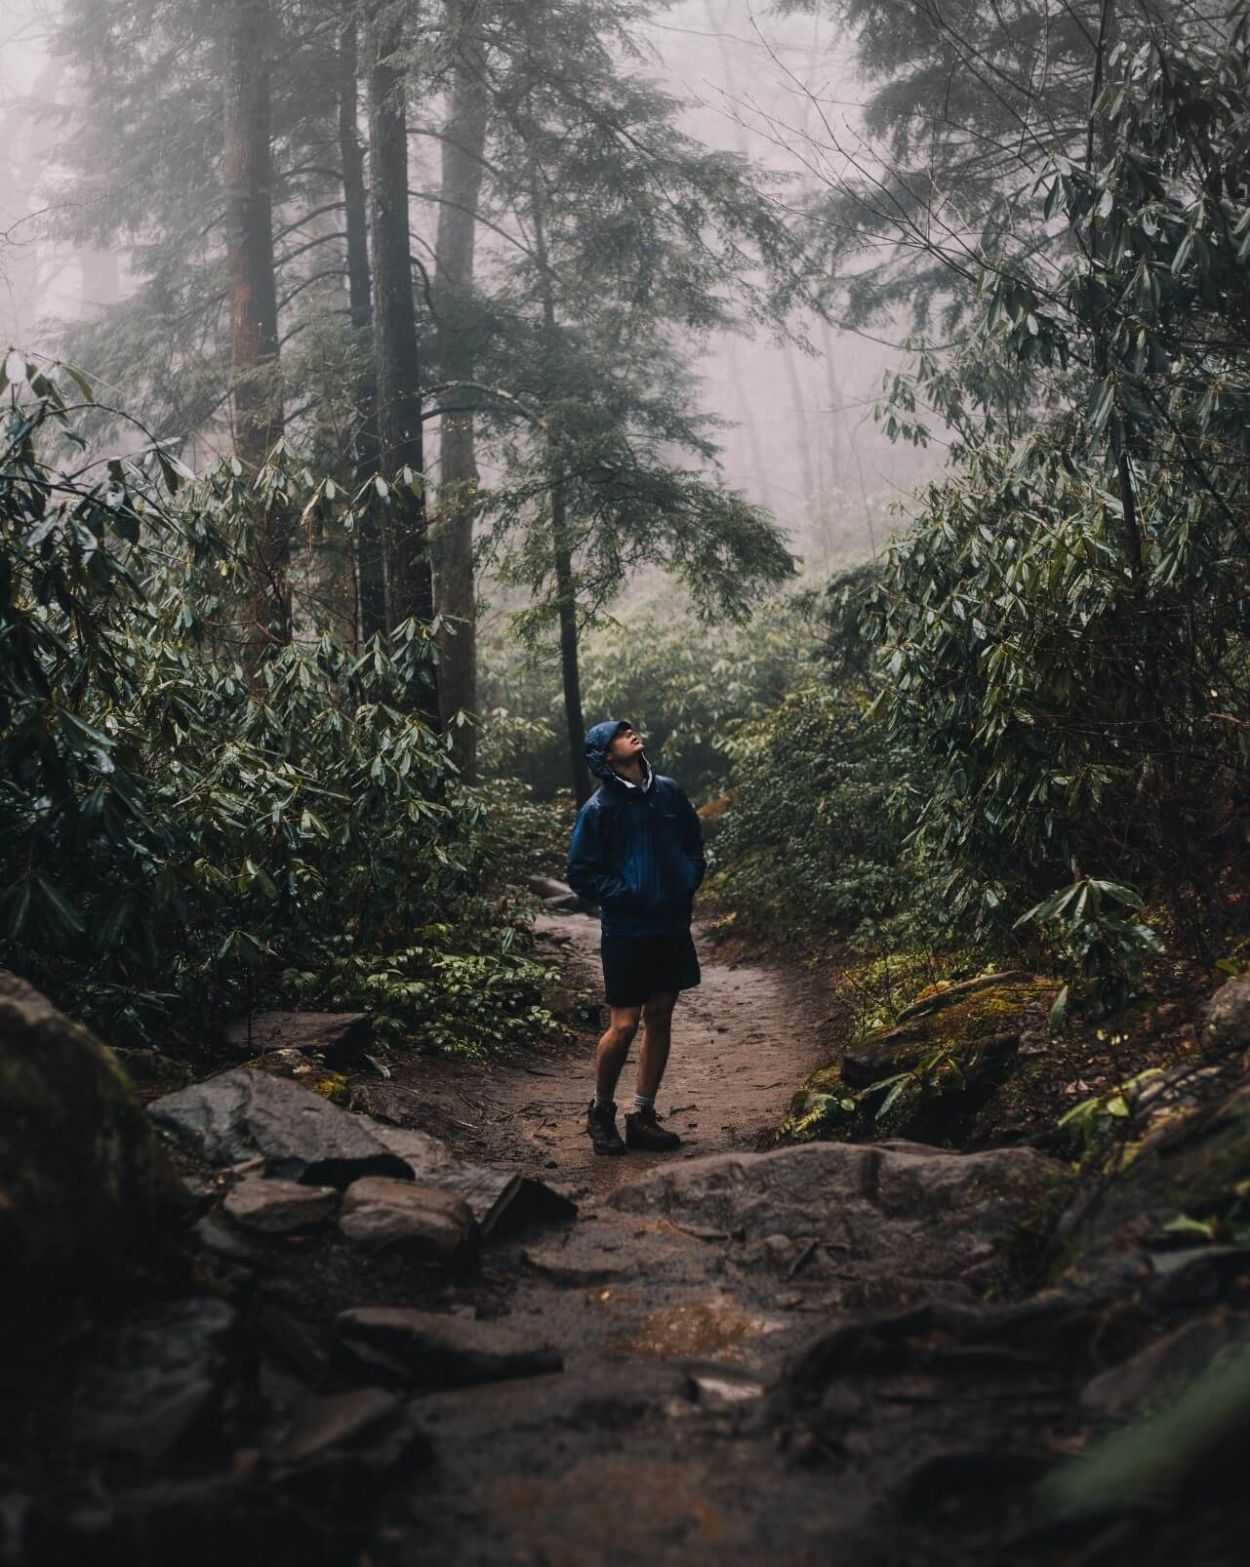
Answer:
[
  {"left": 336, "top": 1306, "right": 562, "bottom": 1390},
  {"left": 0, "top": 970, "right": 185, "bottom": 1327},
  {"left": 841, "top": 975, "right": 1056, "bottom": 1091},
  {"left": 149, "top": 1070, "right": 415, "bottom": 1188},
  {"left": 1040, "top": 1337, "right": 1250, "bottom": 1519},
  {"left": 221, "top": 1176, "right": 339, "bottom": 1235},
  {"left": 263, "top": 1386, "right": 403, "bottom": 1466},
  {"left": 68, "top": 1299, "right": 241, "bottom": 1469},
  {"left": 339, "top": 1176, "right": 477, "bottom": 1263},
  {"left": 1146, "top": 1244, "right": 1250, "bottom": 1306},
  {"left": 151, "top": 1071, "right": 575, "bottom": 1237},
  {"left": 193, "top": 1210, "right": 270, "bottom": 1265},
  {"left": 223, "top": 1010, "right": 372, "bottom": 1067},
  {"left": 370, "top": 1121, "right": 578, "bottom": 1237},
  {"left": 524, "top": 875, "right": 582, "bottom": 911},
  {"left": 240, "top": 1048, "right": 356, "bottom": 1108},
  {"left": 1059, "top": 1079, "right": 1250, "bottom": 1284},
  {"left": 607, "top": 1140, "right": 1062, "bottom": 1305},
  {"left": 1204, "top": 973, "right": 1250, "bottom": 1052},
  {"left": 1081, "top": 1312, "right": 1243, "bottom": 1422}
]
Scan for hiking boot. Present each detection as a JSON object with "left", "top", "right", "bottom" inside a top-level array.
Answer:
[
  {"left": 624, "top": 1105, "right": 682, "bottom": 1152},
  {"left": 587, "top": 1098, "right": 626, "bottom": 1155}
]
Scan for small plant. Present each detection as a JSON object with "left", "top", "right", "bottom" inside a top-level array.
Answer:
[
  {"left": 1057, "top": 1065, "right": 1166, "bottom": 1166},
  {"left": 782, "top": 1089, "right": 858, "bottom": 1142},
  {"left": 865, "top": 1043, "right": 968, "bottom": 1131},
  {"left": 1015, "top": 871, "right": 1165, "bottom": 1020}
]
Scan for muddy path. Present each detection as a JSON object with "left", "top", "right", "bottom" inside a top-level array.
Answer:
[
  {"left": 22, "top": 911, "right": 1242, "bottom": 1565},
  {"left": 356, "top": 914, "right": 1069, "bottom": 1567},
  {"left": 383, "top": 910, "right": 835, "bottom": 1202}
]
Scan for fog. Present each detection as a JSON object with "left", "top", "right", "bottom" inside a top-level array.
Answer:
[{"left": 0, "top": 0, "right": 937, "bottom": 567}]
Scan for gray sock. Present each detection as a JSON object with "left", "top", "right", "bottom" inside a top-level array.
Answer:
[
  {"left": 592, "top": 1090, "right": 613, "bottom": 1111},
  {"left": 632, "top": 1092, "right": 655, "bottom": 1114}
]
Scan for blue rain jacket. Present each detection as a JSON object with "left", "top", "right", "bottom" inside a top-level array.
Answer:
[{"left": 567, "top": 718, "right": 706, "bottom": 936}]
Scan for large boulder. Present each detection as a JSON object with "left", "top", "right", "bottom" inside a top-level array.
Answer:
[
  {"left": 149, "top": 1069, "right": 415, "bottom": 1189},
  {"left": 0, "top": 970, "right": 184, "bottom": 1325},
  {"left": 607, "top": 1140, "right": 1063, "bottom": 1306}
]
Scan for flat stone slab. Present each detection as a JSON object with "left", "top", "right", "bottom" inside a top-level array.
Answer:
[
  {"left": 606, "top": 1141, "right": 1062, "bottom": 1304},
  {"left": 224, "top": 1010, "right": 372, "bottom": 1065},
  {"left": 150, "top": 1071, "right": 414, "bottom": 1189},
  {"left": 340, "top": 1176, "right": 477, "bottom": 1263},
  {"left": 222, "top": 1176, "right": 338, "bottom": 1234},
  {"left": 336, "top": 1306, "right": 562, "bottom": 1390}
]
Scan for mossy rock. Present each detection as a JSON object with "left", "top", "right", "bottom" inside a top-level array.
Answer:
[
  {"left": 0, "top": 970, "right": 186, "bottom": 1328},
  {"left": 780, "top": 975, "right": 1058, "bottom": 1146},
  {"left": 842, "top": 975, "right": 1057, "bottom": 1090},
  {"left": 240, "top": 1049, "right": 357, "bottom": 1109}
]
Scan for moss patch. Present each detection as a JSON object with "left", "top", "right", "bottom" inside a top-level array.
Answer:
[
  {"left": 779, "top": 975, "right": 1059, "bottom": 1146},
  {"left": 240, "top": 1050, "right": 358, "bottom": 1109},
  {"left": 842, "top": 977, "right": 1056, "bottom": 1089}
]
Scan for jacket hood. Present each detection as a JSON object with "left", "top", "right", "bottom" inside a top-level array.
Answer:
[{"left": 584, "top": 718, "right": 650, "bottom": 788}]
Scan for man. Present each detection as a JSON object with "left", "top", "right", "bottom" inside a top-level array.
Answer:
[{"left": 567, "top": 718, "right": 705, "bottom": 1155}]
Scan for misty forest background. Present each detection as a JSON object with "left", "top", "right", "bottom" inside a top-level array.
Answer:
[{"left": 3, "top": 0, "right": 1250, "bottom": 1075}]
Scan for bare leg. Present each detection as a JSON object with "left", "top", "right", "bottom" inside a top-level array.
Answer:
[
  {"left": 595, "top": 1005, "right": 641, "bottom": 1102},
  {"left": 636, "top": 991, "right": 678, "bottom": 1100}
]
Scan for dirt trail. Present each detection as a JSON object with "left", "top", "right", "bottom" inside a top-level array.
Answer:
[
  {"left": 364, "top": 911, "right": 1062, "bottom": 1566},
  {"left": 390, "top": 909, "right": 833, "bottom": 1201}
]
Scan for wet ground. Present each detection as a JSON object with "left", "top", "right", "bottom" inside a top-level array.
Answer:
[
  {"left": 357, "top": 911, "right": 1069, "bottom": 1566},
  {"left": 382, "top": 910, "right": 835, "bottom": 1202},
  {"left": 17, "top": 908, "right": 1246, "bottom": 1565}
]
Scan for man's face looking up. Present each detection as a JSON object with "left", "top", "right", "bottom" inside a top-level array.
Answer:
[{"left": 607, "top": 724, "right": 645, "bottom": 766}]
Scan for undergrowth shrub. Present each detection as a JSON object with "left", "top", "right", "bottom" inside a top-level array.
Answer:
[
  {"left": 0, "top": 356, "right": 565, "bottom": 1056},
  {"left": 712, "top": 680, "right": 929, "bottom": 950}
]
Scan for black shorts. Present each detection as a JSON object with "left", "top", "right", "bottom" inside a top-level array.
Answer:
[{"left": 600, "top": 929, "right": 701, "bottom": 1008}]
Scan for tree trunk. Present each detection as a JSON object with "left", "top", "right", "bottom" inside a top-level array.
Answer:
[
  {"left": 551, "top": 471, "right": 592, "bottom": 804},
  {"left": 337, "top": 8, "right": 385, "bottom": 644},
  {"left": 433, "top": 4, "right": 487, "bottom": 780},
  {"left": 366, "top": 2, "right": 437, "bottom": 728},
  {"left": 530, "top": 175, "right": 591, "bottom": 803},
  {"left": 224, "top": 0, "right": 288, "bottom": 654}
]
